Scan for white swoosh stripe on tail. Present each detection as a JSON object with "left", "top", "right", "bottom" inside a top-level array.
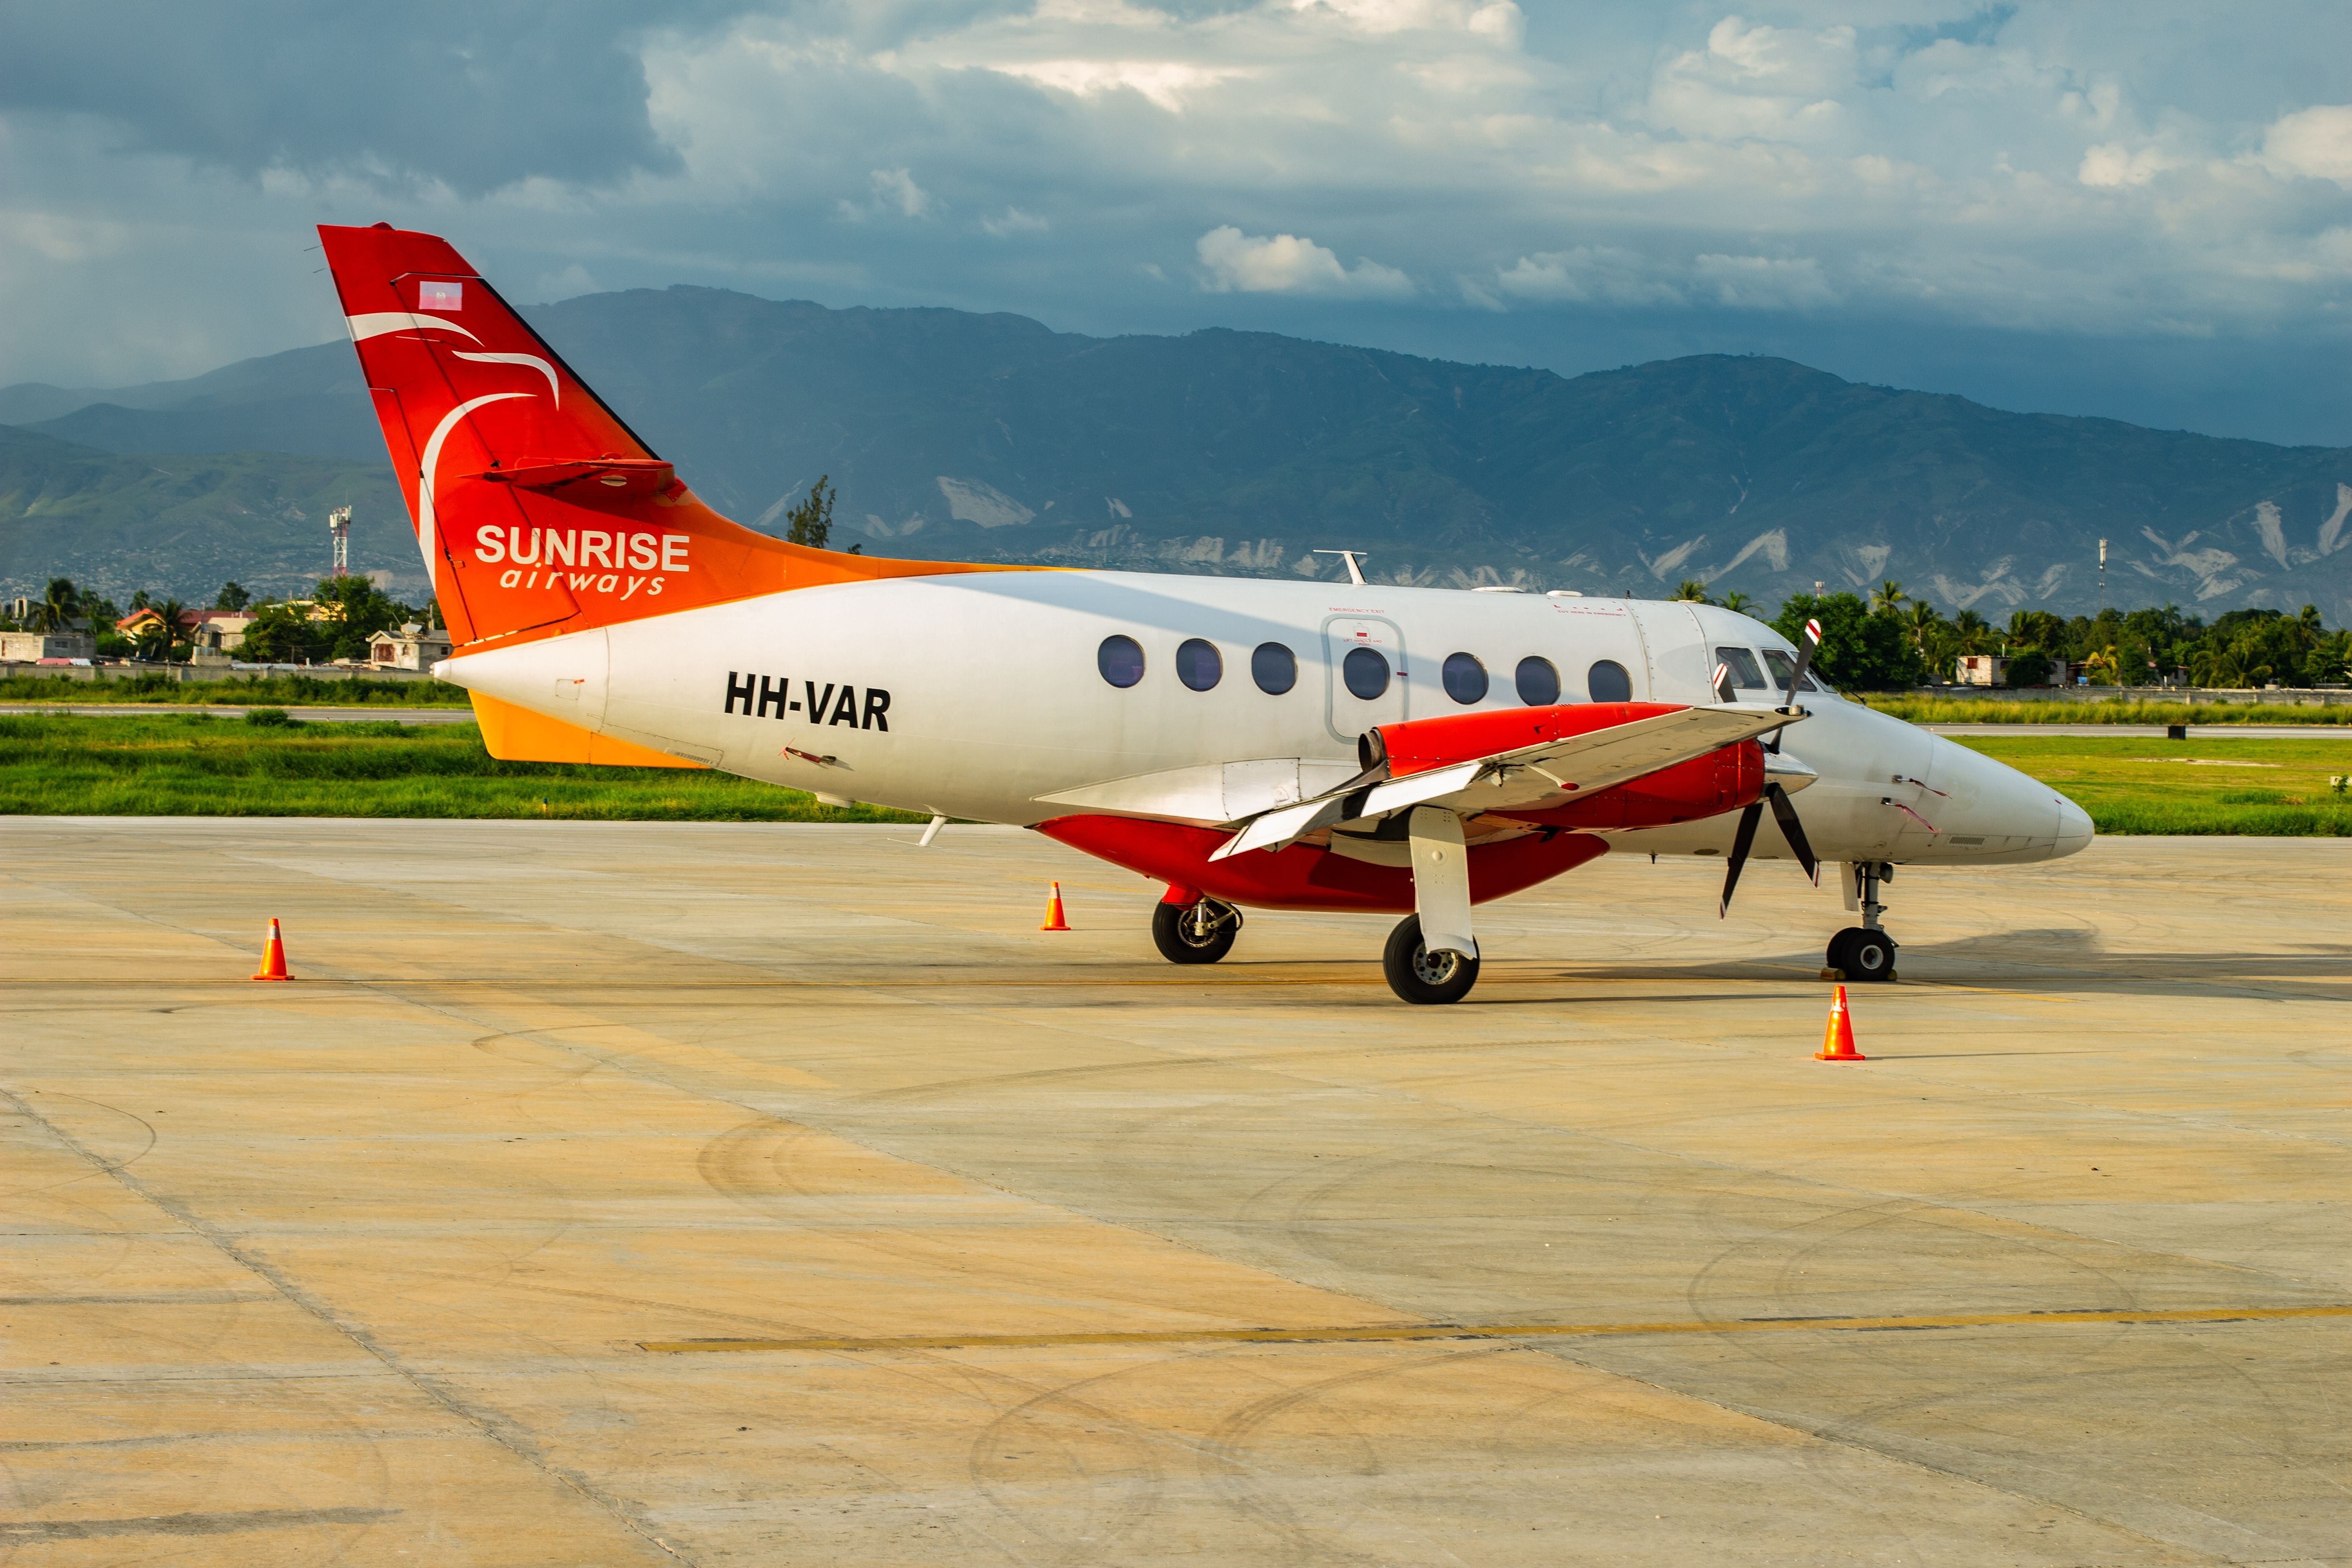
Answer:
[
  {"left": 416, "top": 392, "right": 532, "bottom": 593},
  {"left": 450, "top": 351, "right": 560, "bottom": 406},
  {"left": 347, "top": 312, "right": 483, "bottom": 345}
]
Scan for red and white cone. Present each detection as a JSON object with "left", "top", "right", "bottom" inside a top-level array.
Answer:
[
  {"left": 1816, "top": 984, "right": 1864, "bottom": 1061},
  {"left": 1039, "top": 882, "right": 1071, "bottom": 931},
  {"left": 250, "top": 918, "right": 294, "bottom": 981}
]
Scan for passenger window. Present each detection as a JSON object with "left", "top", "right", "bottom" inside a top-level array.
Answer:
[
  {"left": 1176, "top": 638, "right": 1222, "bottom": 692},
  {"left": 1251, "top": 641, "right": 1297, "bottom": 694},
  {"left": 1441, "top": 652, "right": 1488, "bottom": 704},
  {"left": 1761, "top": 650, "right": 1821, "bottom": 693},
  {"left": 1713, "top": 647, "right": 1767, "bottom": 689},
  {"left": 1342, "top": 645, "right": 1391, "bottom": 700},
  {"left": 1587, "top": 659, "right": 1632, "bottom": 703},
  {"left": 1514, "top": 656, "right": 1561, "bottom": 706},
  {"left": 1098, "top": 634, "right": 1145, "bottom": 689}
]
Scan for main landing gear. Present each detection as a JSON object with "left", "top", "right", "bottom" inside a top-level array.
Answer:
[
  {"left": 1152, "top": 897, "right": 1240, "bottom": 964},
  {"left": 1383, "top": 914, "right": 1481, "bottom": 1005},
  {"left": 1826, "top": 861, "right": 1898, "bottom": 983}
]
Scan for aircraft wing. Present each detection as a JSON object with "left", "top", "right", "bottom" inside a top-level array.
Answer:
[{"left": 1210, "top": 705, "right": 1802, "bottom": 861}]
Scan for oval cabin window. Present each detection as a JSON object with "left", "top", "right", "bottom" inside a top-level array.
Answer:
[
  {"left": 1176, "top": 638, "right": 1222, "bottom": 692},
  {"left": 1441, "top": 652, "right": 1488, "bottom": 704},
  {"left": 1587, "top": 658, "right": 1633, "bottom": 703},
  {"left": 1098, "top": 634, "right": 1146, "bottom": 689},
  {"left": 1251, "top": 642, "right": 1297, "bottom": 694},
  {"left": 1514, "top": 656, "right": 1561, "bottom": 706},
  {"left": 1342, "top": 645, "right": 1391, "bottom": 700}
]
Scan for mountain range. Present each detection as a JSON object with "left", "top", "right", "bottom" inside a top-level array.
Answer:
[{"left": 7, "top": 288, "right": 2351, "bottom": 619}]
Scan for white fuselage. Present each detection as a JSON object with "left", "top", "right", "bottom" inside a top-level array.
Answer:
[{"left": 443, "top": 570, "right": 2092, "bottom": 869}]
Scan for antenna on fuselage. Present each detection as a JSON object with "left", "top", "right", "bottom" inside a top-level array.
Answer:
[{"left": 1313, "top": 549, "right": 1369, "bottom": 586}]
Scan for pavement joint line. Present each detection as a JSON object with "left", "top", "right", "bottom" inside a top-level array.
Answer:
[{"left": 640, "top": 1303, "right": 2352, "bottom": 1354}]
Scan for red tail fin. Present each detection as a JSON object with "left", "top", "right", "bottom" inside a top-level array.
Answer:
[{"left": 320, "top": 223, "right": 979, "bottom": 648}]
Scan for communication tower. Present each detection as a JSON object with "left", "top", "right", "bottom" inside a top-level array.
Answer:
[{"left": 328, "top": 506, "right": 352, "bottom": 577}]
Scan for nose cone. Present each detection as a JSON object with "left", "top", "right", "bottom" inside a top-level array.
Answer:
[{"left": 2053, "top": 792, "right": 2094, "bottom": 858}]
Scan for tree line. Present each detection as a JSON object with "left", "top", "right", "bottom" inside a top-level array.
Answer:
[
  {"left": 4, "top": 575, "right": 427, "bottom": 664},
  {"left": 1674, "top": 578, "right": 2352, "bottom": 691}
]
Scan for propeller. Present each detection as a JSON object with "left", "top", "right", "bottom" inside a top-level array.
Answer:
[{"left": 1719, "top": 619, "right": 1824, "bottom": 916}]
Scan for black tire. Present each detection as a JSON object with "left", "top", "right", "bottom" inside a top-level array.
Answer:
[
  {"left": 1382, "top": 914, "right": 1480, "bottom": 1004},
  {"left": 1828, "top": 925, "right": 1897, "bottom": 982},
  {"left": 1152, "top": 900, "right": 1237, "bottom": 965}
]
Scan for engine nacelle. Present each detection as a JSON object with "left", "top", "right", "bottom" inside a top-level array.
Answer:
[
  {"left": 1367, "top": 702, "right": 1686, "bottom": 776},
  {"left": 1365, "top": 702, "right": 1764, "bottom": 831}
]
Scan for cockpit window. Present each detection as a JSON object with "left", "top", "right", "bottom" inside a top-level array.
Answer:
[
  {"left": 1713, "top": 647, "right": 1768, "bottom": 690},
  {"left": 1761, "top": 649, "right": 1823, "bottom": 693}
]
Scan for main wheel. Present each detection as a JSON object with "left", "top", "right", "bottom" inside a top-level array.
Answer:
[
  {"left": 1382, "top": 914, "right": 1480, "bottom": 1004},
  {"left": 1152, "top": 900, "right": 1237, "bottom": 965},
  {"left": 1828, "top": 926, "right": 1897, "bottom": 983}
]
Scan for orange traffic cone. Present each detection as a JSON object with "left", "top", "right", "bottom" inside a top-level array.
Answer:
[
  {"left": 1816, "top": 984, "right": 1864, "bottom": 1061},
  {"left": 1039, "top": 882, "right": 1071, "bottom": 931},
  {"left": 250, "top": 917, "right": 294, "bottom": 981}
]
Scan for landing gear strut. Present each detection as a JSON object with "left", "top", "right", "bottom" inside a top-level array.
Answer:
[
  {"left": 1826, "top": 862, "right": 1898, "bottom": 982},
  {"left": 1383, "top": 914, "right": 1481, "bottom": 1004},
  {"left": 1152, "top": 897, "right": 1240, "bottom": 964}
]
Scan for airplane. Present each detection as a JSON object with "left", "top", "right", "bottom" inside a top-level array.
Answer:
[{"left": 318, "top": 223, "right": 2094, "bottom": 1004}]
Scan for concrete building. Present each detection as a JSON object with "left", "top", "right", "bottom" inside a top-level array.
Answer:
[
  {"left": 0, "top": 629, "right": 96, "bottom": 661},
  {"left": 1955, "top": 653, "right": 2006, "bottom": 686},
  {"left": 370, "top": 621, "right": 453, "bottom": 671}
]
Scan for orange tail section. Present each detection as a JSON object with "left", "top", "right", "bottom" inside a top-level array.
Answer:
[{"left": 317, "top": 223, "right": 1018, "bottom": 652}]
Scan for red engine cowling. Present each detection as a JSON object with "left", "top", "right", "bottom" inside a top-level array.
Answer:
[
  {"left": 1497, "top": 741, "right": 1765, "bottom": 831},
  {"left": 1367, "top": 702, "right": 1766, "bottom": 831},
  {"left": 1371, "top": 702, "right": 1687, "bottom": 778}
]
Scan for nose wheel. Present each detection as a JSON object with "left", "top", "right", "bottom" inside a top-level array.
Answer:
[
  {"left": 1827, "top": 926, "right": 1897, "bottom": 983},
  {"left": 1152, "top": 898, "right": 1240, "bottom": 964},
  {"left": 1827, "top": 862, "right": 1898, "bottom": 982},
  {"left": 1383, "top": 914, "right": 1481, "bottom": 1004}
]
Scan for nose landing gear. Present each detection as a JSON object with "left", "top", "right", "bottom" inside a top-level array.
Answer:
[
  {"left": 1152, "top": 896, "right": 1240, "bottom": 964},
  {"left": 1826, "top": 861, "right": 1898, "bottom": 982}
]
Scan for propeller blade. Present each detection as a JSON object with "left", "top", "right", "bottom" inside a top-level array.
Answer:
[
  {"left": 1765, "top": 782, "right": 1820, "bottom": 883},
  {"left": 1711, "top": 660, "right": 1735, "bottom": 704},
  {"left": 1719, "top": 799, "right": 1764, "bottom": 916},
  {"left": 1779, "top": 617, "right": 1823, "bottom": 712}
]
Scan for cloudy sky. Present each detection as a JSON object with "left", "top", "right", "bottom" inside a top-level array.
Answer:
[{"left": 8, "top": 0, "right": 2352, "bottom": 443}]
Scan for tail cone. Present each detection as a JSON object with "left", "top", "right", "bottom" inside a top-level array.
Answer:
[
  {"left": 1040, "top": 882, "right": 1071, "bottom": 931},
  {"left": 251, "top": 918, "right": 294, "bottom": 982},
  {"left": 1816, "top": 984, "right": 1864, "bottom": 1061}
]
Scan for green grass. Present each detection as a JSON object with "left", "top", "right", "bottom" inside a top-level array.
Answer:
[
  {"left": 0, "top": 712, "right": 924, "bottom": 822},
  {"left": 1952, "top": 733, "right": 2352, "bottom": 835},
  {"left": 1867, "top": 695, "right": 2352, "bottom": 725},
  {"left": 0, "top": 672, "right": 473, "bottom": 706}
]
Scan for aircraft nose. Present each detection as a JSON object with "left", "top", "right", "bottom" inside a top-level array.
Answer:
[{"left": 2053, "top": 792, "right": 2094, "bottom": 858}]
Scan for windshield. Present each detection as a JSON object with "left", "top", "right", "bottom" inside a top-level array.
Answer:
[{"left": 1762, "top": 648, "right": 1827, "bottom": 694}]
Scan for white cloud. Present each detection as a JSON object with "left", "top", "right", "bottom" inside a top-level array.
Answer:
[
  {"left": 2260, "top": 104, "right": 2352, "bottom": 185},
  {"left": 2078, "top": 142, "right": 2182, "bottom": 188},
  {"left": 990, "top": 59, "right": 1247, "bottom": 112},
  {"left": 1493, "top": 247, "right": 1831, "bottom": 311},
  {"left": 532, "top": 262, "right": 599, "bottom": 301},
  {"left": 981, "top": 206, "right": 1049, "bottom": 236},
  {"left": 870, "top": 167, "right": 931, "bottom": 218},
  {"left": 1196, "top": 226, "right": 1413, "bottom": 298}
]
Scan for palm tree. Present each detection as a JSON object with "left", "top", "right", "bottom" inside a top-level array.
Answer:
[
  {"left": 1720, "top": 590, "right": 1754, "bottom": 616},
  {"left": 1951, "top": 609, "right": 1992, "bottom": 656},
  {"left": 1902, "top": 599, "right": 1941, "bottom": 651},
  {"left": 35, "top": 577, "right": 80, "bottom": 632},
  {"left": 135, "top": 598, "right": 188, "bottom": 662},
  {"left": 1870, "top": 579, "right": 1906, "bottom": 614},
  {"left": 2192, "top": 644, "right": 2269, "bottom": 689},
  {"left": 1671, "top": 578, "right": 1710, "bottom": 603}
]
